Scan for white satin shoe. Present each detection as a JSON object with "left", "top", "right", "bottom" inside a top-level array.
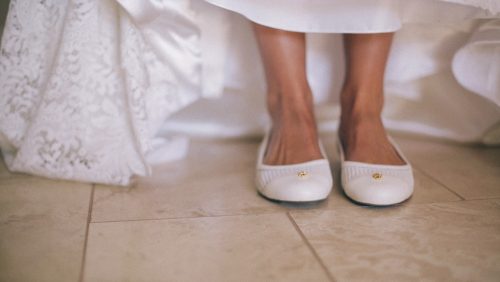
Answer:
[
  {"left": 337, "top": 136, "right": 414, "bottom": 206},
  {"left": 255, "top": 133, "right": 333, "bottom": 202}
]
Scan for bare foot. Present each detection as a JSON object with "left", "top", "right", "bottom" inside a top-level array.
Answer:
[
  {"left": 339, "top": 90, "right": 405, "bottom": 165},
  {"left": 264, "top": 90, "right": 323, "bottom": 165}
]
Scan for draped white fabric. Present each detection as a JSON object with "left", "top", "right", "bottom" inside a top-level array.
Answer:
[
  {"left": 0, "top": 0, "right": 499, "bottom": 185},
  {"left": 0, "top": 0, "right": 201, "bottom": 185},
  {"left": 206, "top": 0, "right": 497, "bottom": 33},
  {"left": 167, "top": 0, "right": 500, "bottom": 143},
  {"left": 453, "top": 19, "right": 500, "bottom": 107}
]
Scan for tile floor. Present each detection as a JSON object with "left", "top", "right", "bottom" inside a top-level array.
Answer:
[{"left": 1, "top": 133, "right": 499, "bottom": 282}]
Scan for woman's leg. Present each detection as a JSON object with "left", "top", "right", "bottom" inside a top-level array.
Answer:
[
  {"left": 339, "top": 33, "right": 405, "bottom": 165},
  {"left": 253, "top": 23, "right": 322, "bottom": 165}
]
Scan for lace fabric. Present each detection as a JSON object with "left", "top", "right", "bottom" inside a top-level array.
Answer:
[{"left": 0, "top": 0, "right": 200, "bottom": 185}]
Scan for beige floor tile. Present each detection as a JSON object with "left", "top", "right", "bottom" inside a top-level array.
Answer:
[
  {"left": 395, "top": 136, "right": 500, "bottom": 199},
  {"left": 83, "top": 213, "right": 330, "bottom": 282},
  {"left": 92, "top": 137, "right": 461, "bottom": 222},
  {"left": 91, "top": 139, "right": 295, "bottom": 222},
  {"left": 291, "top": 199, "right": 500, "bottom": 281},
  {"left": 0, "top": 177, "right": 92, "bottom": 282}
]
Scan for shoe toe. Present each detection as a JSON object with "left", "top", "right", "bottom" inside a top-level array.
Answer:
[
  {"left": 344, "top": 175, "right": 413, "bottom": 206},
  {"left": 260, "top": 174, "right": 332, "bottom": 202}
]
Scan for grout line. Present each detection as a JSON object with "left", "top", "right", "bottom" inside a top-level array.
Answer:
[
  {"left": 441, "top": 197, "right": 500, "bottom": 203},
  {"left": 90, "top": 210, "right": 292, "bottom": 224},
  {"left": 414, "top": 167, "right": 466, "bottom": 201},
  {"left": 89, "top": 191, "right": 489, "bottom": 226},
  {"left": 89, "top": 195, "right": 472, "bottom": 225},
  {"left": 78, "top": 184, "right": 95, "bottom": 282},
  {"left": 286, "top": 212, "right": 337, "bottom": 282}
]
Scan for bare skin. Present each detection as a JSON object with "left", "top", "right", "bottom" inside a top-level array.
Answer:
[
  {"left": 253, "top": 23, "right": 404, "bottom": 166},
  {"left": 253, "top": 24, "right": 323, "bottom": 165}
]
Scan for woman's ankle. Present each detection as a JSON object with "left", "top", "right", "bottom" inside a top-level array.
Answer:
[
  {"left": 265, "top": 107, "right": 322, "bottom": 165},
  {"left": 267, "top": 88, "right": 316, "bottom": 124}
]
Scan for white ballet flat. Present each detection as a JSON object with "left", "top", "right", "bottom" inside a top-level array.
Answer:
[
  {"left": 255, "top": 133, "right": 333, "bottom": 202},
  {"left": 337, "top": 136, "right": 414, "bottom": 206}
]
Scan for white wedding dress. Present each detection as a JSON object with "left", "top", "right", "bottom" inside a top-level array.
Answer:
[
  {"left": 0, "top": 0, "right": 499, "bottom": 185},
  {"left": 207, "top": 0, "right": 499, "bottom": 33}
]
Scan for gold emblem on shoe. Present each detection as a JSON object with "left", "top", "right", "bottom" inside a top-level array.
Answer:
[
  {"left": 297, "top": 171, "right": 309, "bottom": 179},
  {"left": 372, "top": 172, "right": 383, "bottom": 180}
]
